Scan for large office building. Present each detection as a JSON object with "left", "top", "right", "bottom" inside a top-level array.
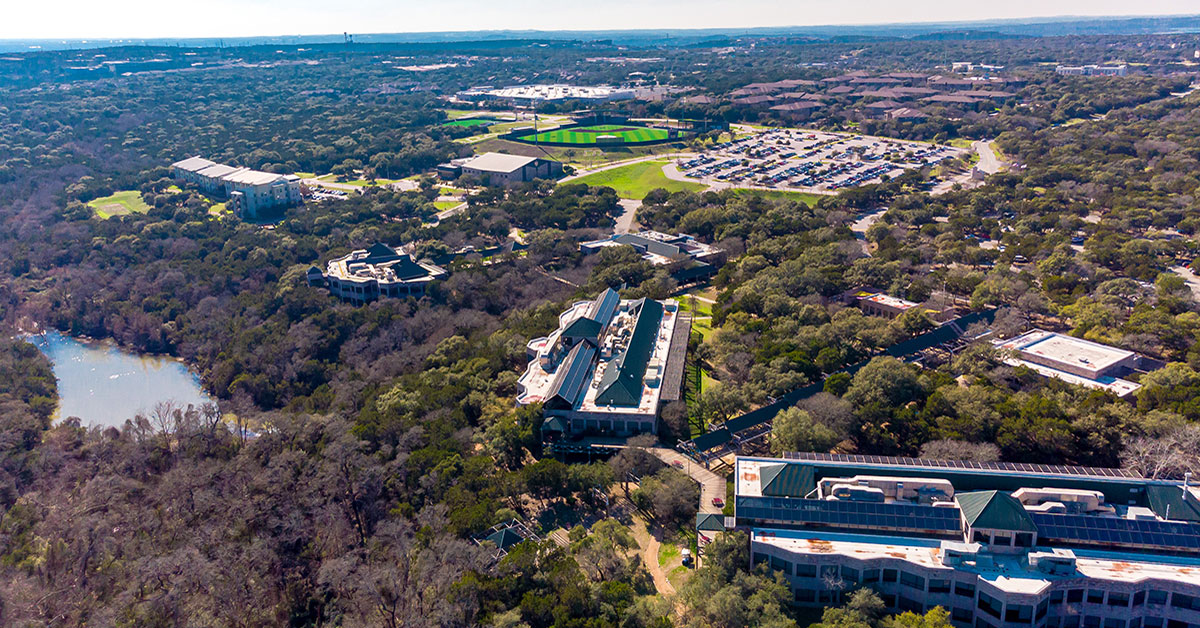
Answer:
[
  {"left": 722, "top": 452, "right": 1200, "bottom": 628},
  {"left": 517, "top": 288, "right": 689, "bottom": 439},
  {"left": 993, "top": 330, "right": 1142, "bottom": 398},
  {"left": 438, "top": 153, "right": 564, "bottom": 186},
  {"left": 580, "top": 231, "right": 725, "bottom": 283},
  {"left": 1055, "top": 65, "right": 1128, "bottom": 77},
  {"left": 171, "top": 156, "right": 302, "bottom": 219},
  {"left": 456, "top": 84, "right": 635, "bottom": 104},
  {"left": 307, "top": 243, "right": 447, "bottom": 304}
]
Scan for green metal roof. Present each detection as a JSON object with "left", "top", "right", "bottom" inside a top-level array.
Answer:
[
  {"left": 957, "top": 490, "right": 1037, "bottom": 532},
  {"left": 1145, "top": 484, "right": 1200, "bottom": 523},
  {"left": 486, "top": 527, "right": 525, "bottom": 550},
  {"left": 759, "top": 462, "right": 816, "bottom": 498},
  {"left": 542, "top": 416, "right": 568, "bottom": 433},
  {"left": 595, "top": 299, "right": 663, "bottom": 407},
  {"left": 562, "top": 316, "right": 603, "bottom": 340},
  {"left": 697, "top": 513, "right": 726, "bottom": 531}
]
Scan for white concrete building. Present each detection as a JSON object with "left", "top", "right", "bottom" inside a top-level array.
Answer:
[
  {"left": 171, "top": 156, "right": 302, "bottom": 219},
  {"left": 456, "top": 84, "right": 635, "bottom": 103},
  {"left": 726, "top": 453, "right": 1200, "bottom": 628},
  {"left": 308, "top": 243, "right": 447, "bottom": 304},
  {"left": 993, "top": 330, "right": 1141, "bottom": 397}
]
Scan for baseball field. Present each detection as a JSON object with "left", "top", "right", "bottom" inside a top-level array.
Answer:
[{"left": 519, "top": 124, "right": 672, "bottom": 145}]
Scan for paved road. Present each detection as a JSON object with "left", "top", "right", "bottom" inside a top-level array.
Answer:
[
  {"left": 646, "top": 447, "right": 725, "bottom": 515},
  {"left": 849, "top": 209, "right": 886, "bottom": 256},
  {"left": 973, "top": 140, "right": 1004, "bottom": 175},
  {"left": 614, "top": 199, "right": 640, "bottom": 234},
  {"left": 1172, "top": 266, "right": 1200, "bottom": 301}
]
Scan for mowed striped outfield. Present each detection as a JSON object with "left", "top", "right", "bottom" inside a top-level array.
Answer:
[{"left": 521, "top": 124, "right": 672, "bottom": 145}]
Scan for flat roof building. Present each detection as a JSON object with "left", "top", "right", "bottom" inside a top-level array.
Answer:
[
  {"left": 309, "top": 243, "right": 447, "bottom": 305},
  {"left": 441, "top": 152, "right": 564, "bottom": 186},
  {"left": 855, "top": 290, "right": 920, "bottom": 319},
  {"left": 993, "top": 330, "right": 1141, "bottom": 397},
  {"left": 517, "top": 289, "right": 688, "bottom": 440},
  {"left": 580, "top": 231, "right": 726, "bottom": 285},
  {"left": 724, "top": 452, "right": 1200, "bottom": 627},
  {"left": 456, "top": 84, "right": 635, "bottom": 103},
  {"left": 171, "top": 156, "right": 301, "bottom": 219}
]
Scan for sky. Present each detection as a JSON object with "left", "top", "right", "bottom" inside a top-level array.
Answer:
[{"left": 2, "top": 0, "right": 1199, "bottom": 40}]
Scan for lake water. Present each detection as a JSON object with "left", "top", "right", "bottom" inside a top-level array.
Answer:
[{"left": 27, "top": 330, "right": 214, "bottom": 428}]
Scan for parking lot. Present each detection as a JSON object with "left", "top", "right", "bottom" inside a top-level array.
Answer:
[{"left": 677, "top": 129, "right": 966, "bottom": 192}]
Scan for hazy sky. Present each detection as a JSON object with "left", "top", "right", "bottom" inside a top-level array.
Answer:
[{"left": 3, "top": 0, "right": 1198, "bottom": 39}]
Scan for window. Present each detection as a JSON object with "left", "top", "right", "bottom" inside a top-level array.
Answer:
[
  {"left": 900, "top": 572, "right": 925, "bottom": 591},
  {"left": 753, "top": 553, "right": 767, "bottom": 566},
  {"left": 1132, "top": 620, "right": 1142, "bottom": 628},
  {"left": 1085, "top": 617, "right": 1101, "bottom": 628},
  {"left": 1167, "top": 621, "right": 1188, "bottom": 628},
  {"left": 795, "top": 590, "right": 815, "bottom": 603},
  {"left": 1148, "top": 591, "right": 1168, "bottom": 606},
  {"left": 973, "top": 530, "right": 990, "bottom": 543},
  {"left": 1068, "top": 590, "right": 1084, "bottom": 604},
  {"left": 1037, "top": 599, "right": 1048, "bottom": 620},
  {"left": 863, "top": 569, "right": 880, "bottom": 583},
  {"left": 1134, "top": 591, "right": 1146, "bottom": 608},
  {"left": 1006, "top": 605, "right": 1032, "bottom": 623},
  {"left": 1171, "top": 593, "right": 1195, "bottom": 610},
  {"left": 1104, "top": 620, "right": 1125, "bottom": 628},
  {"left": 883, "top": 593, "right": 897, "bottom": 608},
  {"left": 1016, "top": 532, "right": 1034, "bottom": 547},
  {"left": 770, "top": 556, "right": 790, "bottom": 574},
  {"left": 1087, "top": 590, "right": 1105, "bottom": 605},
  {"left": 820, "top": 565, "right": 839, "bottom": 580},
  {"left": 1108, "top": 593, "right": 1129, "bottom": 608},
  {"left": 796, "top": 564, "right": 817, "bottom": 578},
  {"left": 1051, "top": 591, "right": 1064, "bottom": 605},
  {"left": 884, "top": 569, "right": 898, "bottom": 583},
  {"left": 841, "top": 567, "right": 860, "bottom": 584},
  {"left": 1064, "top": 618, "right": 1080, "bottom": 628},
  {"left": 956, "top": 582, "right": 976, "bottom": 598},
  {"left": 978, "top": 592, "right": 1002, "bottom": 619},
  {"left": 1144, "top": 618, "right": 1163, "bottom": 628},
  {"left": 993, "top": 532, "right": 1012, "bottom": 546},
  {"left": 930, "top": 579, "right": 951, "bottom": 594},
  {"left": 953, "top": 608, "right": 974, "bottom": 623}
]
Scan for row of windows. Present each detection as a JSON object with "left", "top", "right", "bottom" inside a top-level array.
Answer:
[{"left": 1050, "top": 588, "right": 1177, "bottom": 610}]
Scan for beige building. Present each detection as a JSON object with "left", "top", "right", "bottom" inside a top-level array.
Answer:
[{"left": 171, "top": 156, "right": 301, "bottom": 219}]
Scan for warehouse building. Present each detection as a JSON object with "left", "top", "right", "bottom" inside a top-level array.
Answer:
[
  {"left": 516, "top": 289, "right": 689, "bottom": 440},
  {"left": 438, "top": 152, "right": 564, "bottom": 186},
  {"left": 308, "top": 243, "right": 447, "bottom": 304},
  {"left": 456, "top": 84, "right": 635, "bottom": 104},
  {"left": 171, "top": 156, "right": 301, "bottom": 219},
  {"left": 721, "top": 452, "right": 1200, "bottom": 628},
  {"left": 579, "top": 231, "right": 725, "bottom": 282},
  {"left": 993, "top": 330, "right": 1142, "bottom": 397}
]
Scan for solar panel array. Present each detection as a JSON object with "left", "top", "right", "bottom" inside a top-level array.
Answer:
[
  {"left": 1031, "top": 513, "right": 1200, "bottom": 551},
  {"left": 780, "top": 452, "right": 1141, "bottom": 479},
  {"left": 737, "top": 495, "right": 962, "bottom": 533}
]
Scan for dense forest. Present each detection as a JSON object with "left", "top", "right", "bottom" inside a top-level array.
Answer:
[{"left": 0, "top": 29, "right": 1199, "bottom": 627}]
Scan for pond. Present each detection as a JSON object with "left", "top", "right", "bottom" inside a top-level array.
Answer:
[{"left": 27, "top": 330, "right": 214, "bottom": 428}]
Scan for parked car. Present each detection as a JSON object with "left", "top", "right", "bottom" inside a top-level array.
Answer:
[
  {"left": 712, "top": 497, "right": 725, "bottom": 508},
  {"left": 672, "top": 461, "right": 684, "bottom": 470}
]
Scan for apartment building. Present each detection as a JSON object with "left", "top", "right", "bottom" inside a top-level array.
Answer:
[
  {"left": 171, "top": 156, "right": 302, "bottom": 219},
  {"left": 721, "top": 453, "right": 1200, "bottom": 628}
]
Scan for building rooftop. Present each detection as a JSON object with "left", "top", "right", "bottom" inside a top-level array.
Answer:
[
  {"left": 222, "top": 168, "right": 287, "bottom": 186},
  {"left": 172, "top": 156, "right": 216, "bottom": 172},
  {"left": 996, "top": 330, "right": 1134, "bottom": 374},
  {"left": 517, "top": 290, "right": 681, "bottom": 418},
  {"left": 462, "top": 152, "right": 540, "bottom": 174},
  {"left": 460, "top": 84, "right": 634, "bottom": 101},
  {"left": 324, "top": 243, "right": 446, "bottom": 286},
  {"left": 857, "top": 292, "right": 920, "bottom": 311},
  {"left": 580, "top": 231, "right": 722, "bottom": 266}
]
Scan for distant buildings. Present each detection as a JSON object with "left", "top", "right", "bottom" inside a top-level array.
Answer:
[
  {"left": 171, "top": 157, "right": 301, "bottom": 219},
  {"left": 1056, "top": 65, "right": 1128, "bottom": 77},
  {"left": 993, "top": 330, "right": 1142, "bottom": 398},
  {"left": 456, "top": 84, "right": 635, "bottom": 104},
  {"left": 438, "top": 152, "right": 564, "bottom": 186},
  {"left": 517, "top": 289, "right": 690, "bottom": 440},
  {"left": 307, "top": 243, "right": 447, "bottom": 304},
  {"left": 725, "top": 452, "right": 1200, "bottom": 626},
  {"left": 580, "top": 231, "right": 725, "bottom": 284}
]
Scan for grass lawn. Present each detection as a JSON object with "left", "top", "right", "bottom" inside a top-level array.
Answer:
[
  {"left": 522, "top": 124, "right": 671, "bottom": 145},
  {"left": 433, "top": 200, "right": 463, "bottom": 211},
  {"left": 336, "top": 178, "right": 399, "bottom": 187},
  {"left": 166, "top": 184, "right": 182, "bottom": 193},
  {"left": 947, "top": 138, "right": 974, "bottom": 149},
  {"left": 569, "top": 161, "right": 706, "bottom": 199},
  {"left": 207, "top": 202, "right": 228, "bottom": 217},
  {"left": 88, "top": 190, "right": 150, "bottom": 218},
  {"left": 442, "top": 118, "right": 494, "bottom": 128},
  {"left": 733, "top": 189, "right": 827, "bottom": 206}
]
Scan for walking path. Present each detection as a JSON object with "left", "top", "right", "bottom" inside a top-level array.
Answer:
[
  {"left": 645, "top": 447, "right": 725, "bottom": 515},
  {"left": 973, "top": 139, "right": 1004, "bottom": 175},
  {"left": 633, "top": 519, "right": 676, "bottom": 596},
  {"left": 614, "top": 199, "right": 640, "bottom": 234}
]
